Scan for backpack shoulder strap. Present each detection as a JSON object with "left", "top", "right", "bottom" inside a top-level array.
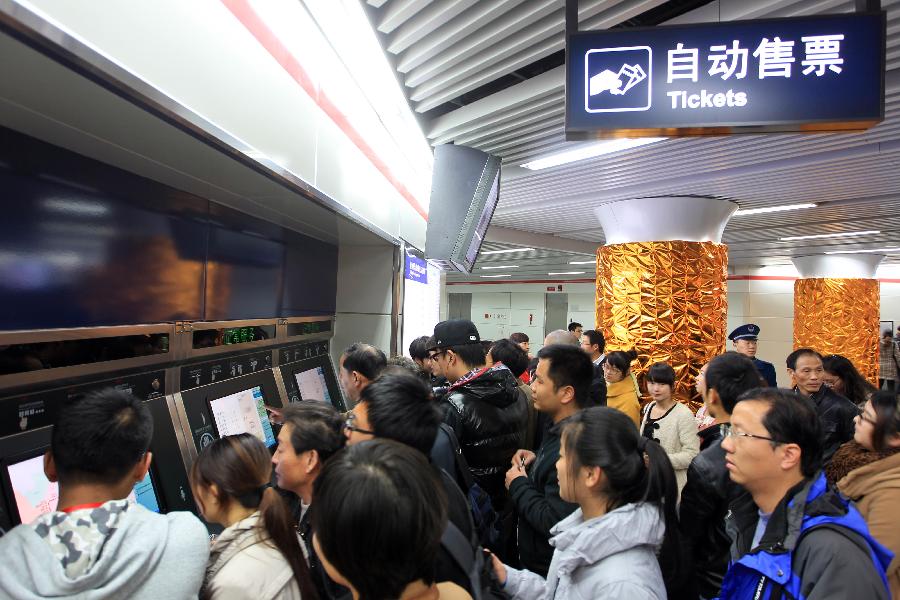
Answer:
[
  {"left": 441, "top": 521, "right": 483, "bottom": 600},
  {"left": 440, "top": 422, "right": 476, "bottom": 490}
]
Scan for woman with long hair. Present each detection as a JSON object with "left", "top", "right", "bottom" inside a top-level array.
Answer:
[
  {"left": 826, "top": 391, "right": 900, "bottom": 598},
  {"left": 191, "top": 434, "right": 318, "bottom": 600},
  {"left": 602, "top": 349, "right": 641, "bottom": 427},
  {"left": 823, "top": 353, "right": 877, "bottom": 408},
  {"left": 491, "top": 407, "right": 684, "bottom": 599},
  {"left": 640, "top": 362, "right": 699, "bottom": 497}
]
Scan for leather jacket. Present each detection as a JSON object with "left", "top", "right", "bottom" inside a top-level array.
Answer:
[
  {"left": 799, "top": 385, "right": 857, "bottom": 462},
  {"left": 679, "top": 437, "right": 748, "bottom": 599},
  {"left": 442, "top": 364, "right": 528, "bottom": 507}
]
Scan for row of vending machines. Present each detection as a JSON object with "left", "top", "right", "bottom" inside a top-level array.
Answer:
[{"left": 0, "top": 316, "right": 342, "bottom": 533}]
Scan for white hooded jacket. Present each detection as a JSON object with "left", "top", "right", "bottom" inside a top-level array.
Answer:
[
  {"left": 0, "top": 500, "right": 209, "bottom": 599},
  {"left": 503, "top": 502, "right": 666, "bottom": 600}
]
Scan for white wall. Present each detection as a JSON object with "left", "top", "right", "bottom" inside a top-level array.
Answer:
[
  {"left": 566, "top": 293, "right": 596, "bottom": 331},
  {"left": 445, "top": 282, "right": 595, "bottom": 352},
  {"left": 17, "top": 0, "right": 428, "bottom": 248},
  {"left": 332, "top": 245, "right": 395, "bottom": 367}
]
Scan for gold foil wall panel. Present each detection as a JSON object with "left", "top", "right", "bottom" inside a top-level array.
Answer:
[
  {"left": 596, "top": 241, "right": 728, "bottom": 412},
  {"left": 794, "top": 278, "right": 880, "bottom": 385}
]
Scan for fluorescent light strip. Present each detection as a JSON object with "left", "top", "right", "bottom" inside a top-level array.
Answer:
[
  {"left": 734, "top": 203, "right": 816, "bottom": 216},
  {"left": 780, "top": 230, "right": 879, "bottom": 241},
  {"left": 480, "top": 247, "right": 534, "bottom": 255},
  {"left": 826, "top": 247, "right": 900, "bottom": 255},
  {"left": 480, "top": 274, "right": 511, "bottom": 278},
  {"left": 481, "top": 265, "right": 519, "bottom": 270},
  {"left": 520, "top": 138, "right": 665, "bottom": 170},
  {"left": 568, "top": 260, "right": 595, "bottom": 265},
  {"left": 548, "top": 271, "right": 586, "bottom": 276}
]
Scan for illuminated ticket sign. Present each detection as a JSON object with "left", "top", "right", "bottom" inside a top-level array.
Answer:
[{"left": 565, "top": 13, "right": 885, "bottom": 138}]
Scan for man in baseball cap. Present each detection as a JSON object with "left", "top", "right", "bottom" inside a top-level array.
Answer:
[
  {"left": 430, "top": 319, "right": 527, "bottom": 509},
  {"left": 728, "top": 323, "right": 777, "bottom": 387}
]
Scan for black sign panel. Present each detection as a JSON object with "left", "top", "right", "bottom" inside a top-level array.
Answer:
[
  {"left": 179, "top": 351, "right": 272, "bottom": 391},
  {"left": 565, "top": 13, "right": 885, "bottom": 138},
  {"left": 0, "top": 370, "right": 165, "bottom": 437}
]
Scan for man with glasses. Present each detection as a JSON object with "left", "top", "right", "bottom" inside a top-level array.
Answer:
[
  {"left": 717, "top": 388, "right": 891, "bottom": 599},
  {"left": 272, "top": 402, "right": 346, "bottom": 600},
  {"left": 728, "top": 323, "right": 777, "bottom": 387},
  {"left": 344, "top": 371, "right": 477, "bottom": 597},
  {"left": 786, "top": 348, "right": 857, "bottom": 462}
]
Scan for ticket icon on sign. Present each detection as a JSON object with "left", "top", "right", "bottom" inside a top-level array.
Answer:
[{"left": 584, "top": 46, "right": 652, "bottom": 113}]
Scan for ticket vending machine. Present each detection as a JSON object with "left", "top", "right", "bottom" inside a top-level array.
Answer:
[
  {"left": 276, "top": 340, "right": 345, "bottom": 411},
  {"left": 175, "top": 370, "right": 285, "bottom": 455},
  {"left": 0, "top": 370, "right": 195, "bottom": 533}
]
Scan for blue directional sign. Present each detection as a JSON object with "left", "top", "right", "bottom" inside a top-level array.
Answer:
[{"left": 566, "top": 12, "right": 885, "bottom": 138}]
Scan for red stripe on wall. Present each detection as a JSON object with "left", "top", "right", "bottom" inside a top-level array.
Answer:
[
  {"left": 447, "top": 279, "right": 596, "bottom": 285},
  {"left": 220, "top": 0, "right": 428, "bottom": 220},
  {"left": 447, "top": 276, "right": 900, "bottom": 285}
]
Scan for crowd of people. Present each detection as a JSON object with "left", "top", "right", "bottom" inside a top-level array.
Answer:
[{"left": 1, "top": 319, "right": 899, "bottom": 600}]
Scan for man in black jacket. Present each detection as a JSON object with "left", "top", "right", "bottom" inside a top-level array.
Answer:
[
  {"left": 345, "top": 370, "right": 478, "bottom": 597},
  {"left": 580, "top": 329, "right": 608, "bottom": 408},
  {"left": 430, "top": 319, "right": 528, "bottom": 510},
  {"left": 505, "top": 344, "right": 591, "bottom": 576},
  {"left": 680, "top": 351, "right": 761, "bottom": 599},
  {"left": 786, "top": 348, "right": 856, "bottom": 462}
]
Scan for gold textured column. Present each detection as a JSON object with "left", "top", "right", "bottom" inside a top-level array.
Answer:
[
  {"left": 794, "top": 278, "right": 880, "bottom": 385},
  {"left": 596, "top": 241, "right": 728, "bottom": 412}
]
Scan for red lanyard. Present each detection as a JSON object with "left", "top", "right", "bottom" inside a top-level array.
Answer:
[{"left": 60, "top": 502, "right": 105, "bottom": 514}]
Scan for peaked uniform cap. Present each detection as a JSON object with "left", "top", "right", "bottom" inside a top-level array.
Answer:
[{"left": 729, "top": 323, "right": 760, "bottom": 341}]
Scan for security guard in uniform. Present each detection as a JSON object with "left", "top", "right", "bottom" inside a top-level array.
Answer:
[{"left": 728, "top": 323, "right": 777, "bottom": 387}]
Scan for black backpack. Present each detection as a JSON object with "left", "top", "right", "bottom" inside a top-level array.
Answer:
[{"left": 439, "top": 423, "right": 500, "bottom": 549}]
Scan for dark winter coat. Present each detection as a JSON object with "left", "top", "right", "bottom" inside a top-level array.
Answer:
[{"left": 442, "top": 364, "right": 529, "bottom": 508}]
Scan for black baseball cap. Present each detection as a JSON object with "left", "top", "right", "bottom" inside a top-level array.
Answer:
[{"left": 428, "top": 319, "right": 481, "bottom": 350}]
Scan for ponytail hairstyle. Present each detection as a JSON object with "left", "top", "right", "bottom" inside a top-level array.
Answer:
[
  {"left": 191, "top": 434, "right": 318, "bottom": 600},
  {"left": 561, "top": 407, "right": 685, "bottom": 594},
  {"left": 605, "top": 349, "right": 638, "bottom": 375}
]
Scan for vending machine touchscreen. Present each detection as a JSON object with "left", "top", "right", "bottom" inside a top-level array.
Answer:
[
  {"left": 177, "top": 369, "right": 285, "bottom": 453},
  {"left": 279, "top": 354, "right": 344, "bottom": 410},
  {"left": 207, "top": 385, "right": 277, "bottom": 448},
  {"left": 1, "top": 445, "right": 163, "bottom": 526}
]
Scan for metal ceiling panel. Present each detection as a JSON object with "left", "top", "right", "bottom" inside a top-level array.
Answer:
[{"left": 368, "top": 0, "right": 900, "bottom": 278}]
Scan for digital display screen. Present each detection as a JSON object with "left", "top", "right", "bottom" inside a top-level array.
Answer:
[
  {"left": 208, "top": 386, "right": 276, "bottom": 447},
  {"left": 192, "top": 325, "right": 276, "bottom": 349},
  {"left": 286, "top": 321, "right": 332, "bottom": 338},
  {"left": 6, "top": 454, "right": 161, "bottom": 523},
  {"left": 463, "top": 169, "right": 500, "bottom": 271},
  {"left": 294, "top": 367, "right": 334, "bottom": 405}
]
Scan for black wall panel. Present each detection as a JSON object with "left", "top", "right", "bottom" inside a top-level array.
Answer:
[{"left": 0, "top": 127, "right": 337, "bottom": 330}]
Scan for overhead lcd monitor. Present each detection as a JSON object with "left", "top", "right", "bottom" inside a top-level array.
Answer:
[
  {"left": 208, "top": 385, "right": 277, "bottom": 448},
  {"left": 3, "top": 451, "right": 161, "bottom": 525},
  {"left": 425, "top": 144, "right": 501, "bottom": 273}
]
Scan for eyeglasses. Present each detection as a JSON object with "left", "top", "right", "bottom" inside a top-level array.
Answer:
[
  {"left": 723, "top": 425, "right": 783, "bottom": 445},
  {"left": 344, "top": 413, "right": 376, "bottom": 436},
  {"left": 856, "top": 407, "right": 878, "bottom": 425}
]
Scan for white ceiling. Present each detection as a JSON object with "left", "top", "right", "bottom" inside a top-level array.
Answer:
[{"left": 366, "top": 0, "right": 900, "bottom": 281}]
